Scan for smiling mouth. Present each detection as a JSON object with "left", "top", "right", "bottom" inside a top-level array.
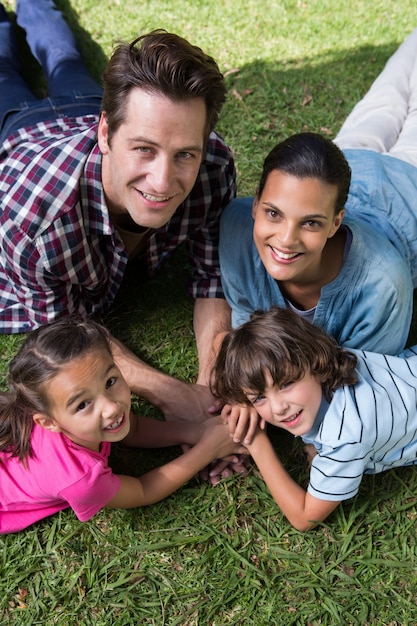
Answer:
[
  {"left": 270, "top": 246, "right": 301, "bottom": 260},
  {"left": 141, "top": 191, "right": 172, "bottom": 203},
  {"left": 104, "top": 414, "right": 124, "bottom": 431},
  {"left": 281, "top": 410, "right": 302, "bottom": 424}
]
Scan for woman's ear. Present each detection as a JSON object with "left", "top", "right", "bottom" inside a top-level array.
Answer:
[
  {"left": 329, "top": 209, "right": 345, "bottom": 237},
  {"left": 33, "top": 413, "right": 62, "bottom": 433},
  {"left": 252, "top": 192, "right": 260, "bottom": 219}
]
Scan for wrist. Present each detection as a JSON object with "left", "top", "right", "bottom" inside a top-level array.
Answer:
[{"left": 245, "top": 428, "right": 269, "bottom": 453}]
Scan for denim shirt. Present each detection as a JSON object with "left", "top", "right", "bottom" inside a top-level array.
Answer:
[{"left": 219, "top": 149, "right": 415, "bottom": 355}]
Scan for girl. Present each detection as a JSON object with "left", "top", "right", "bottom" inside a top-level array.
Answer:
[
  {"left": 0, "top": 318, "right": 244, "bottom": 534},
  {"left": 219, "top": 27, "right": 417, "bottom": 355},
  {"left": 211, "top": 306, "right": 417, "bottom": 532}
]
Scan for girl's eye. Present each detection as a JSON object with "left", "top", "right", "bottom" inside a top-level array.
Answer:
[
  {"left": 76, "top": 400, "right": 89, "bottom": 412},
  {"left": 106, "top": 376, "right": 117, "bottom": 389}
]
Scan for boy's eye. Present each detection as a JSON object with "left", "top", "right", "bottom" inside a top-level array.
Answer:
[{"left": 250, "top": 393, "right": 265, "bottom": 405}]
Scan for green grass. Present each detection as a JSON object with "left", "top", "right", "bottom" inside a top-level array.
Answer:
[{"left": 2, "top": 0, "right": 417, "bottom": 624}]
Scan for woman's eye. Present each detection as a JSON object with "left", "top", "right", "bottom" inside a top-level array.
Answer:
[
  {"left": 304, "top": 220, "right": 322, "bottom": 229},
  {"left": 266, "top": 209, "right": 279, "bottom": 219}
]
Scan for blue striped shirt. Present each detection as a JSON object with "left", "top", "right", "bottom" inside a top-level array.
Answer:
[{"left": 302, "top": 346, "right": 417, "bottom": 501}]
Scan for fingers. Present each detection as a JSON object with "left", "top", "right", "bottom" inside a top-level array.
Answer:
[
  {"left": 198, "top": 453, "right": 252, "bottom": 485},
  {"left": 208, "top": 397, "right": 224, "bottom": 415},
  {"left": 221, "top": 404, "right": 260, "bottom": 445}
]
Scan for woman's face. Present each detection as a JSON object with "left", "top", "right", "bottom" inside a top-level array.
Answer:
[{"left": 252, "top": 170, "right": 344, "bottom": 287}]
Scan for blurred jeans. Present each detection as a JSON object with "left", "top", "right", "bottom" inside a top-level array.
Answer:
[
  {"left": 0, "top": 0, "right": 102, "bottom": 142},
  {"left": 334, "top": 27, "right": 417, "bottom": 168}
]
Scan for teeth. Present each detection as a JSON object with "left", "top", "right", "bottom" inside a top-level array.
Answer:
[
  {"left": 106, "top": 415, "right": 123, "bottom": 430},
  {"left": 272, "top": 247, "right": 299, "bottom": 260},
  {"left": 282, "top": 411, "right": 301, "bottom": 423},
  {"left": 142, "top": 192, "right": 170, "bottom": 202}
]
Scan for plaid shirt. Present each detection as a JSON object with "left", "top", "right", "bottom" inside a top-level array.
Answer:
[{"left": 0, "top": 115, "right": 236, "bottom": 333}]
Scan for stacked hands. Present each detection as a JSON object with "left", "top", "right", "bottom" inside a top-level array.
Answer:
[
  {"left": 209, "top": 402, "right": 317, "bottom": 482},
  {"left": 199, "top": 401, "right": 262, "bottom": 485}
]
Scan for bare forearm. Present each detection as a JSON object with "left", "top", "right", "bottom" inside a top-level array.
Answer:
[
  {"left": 110, "top": 335, "right": 177, "bottom": 403},
  {"left": 138, "top": 438, "right": 225, "bottom": 504},
  {"left": 106, "top": 442, "right": 215, "bottom": 509},
  {"left": 108, "top": 421, "right": 244, "bottom": 508},
  {"left": 193, "top": 297, "right": 231, "bottom": 385},
  {"left": 110, "top": 334, "right": 216, "bottom": 422},
  {"left": 247, "top": 431, "right": 338, "bottom": 531},
  {"left": 122, "top": 414, "right": 203, "bottom": 448}
]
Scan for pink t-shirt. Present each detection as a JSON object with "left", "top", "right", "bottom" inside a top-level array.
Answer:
[{"left": 0, "top": 423, "right": 120, "bottom": 533}]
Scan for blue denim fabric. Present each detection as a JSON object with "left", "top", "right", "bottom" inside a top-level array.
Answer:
[
  {"left": 0, "top": 0, "right": 102, "bottom": 141},
  {"left": 219, "top": 148, "right": 416, "bottom": 355}
]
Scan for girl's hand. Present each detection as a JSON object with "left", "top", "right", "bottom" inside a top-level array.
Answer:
[
  {"left": 200, "top": 415, "right": 248, "bottom": 459},
  {"left": 220, "top": 403, "right": 265, "bottom": 444}
]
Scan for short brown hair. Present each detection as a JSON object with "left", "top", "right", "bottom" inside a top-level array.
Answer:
[
  {"left": 101, "top": 29, "right": 227, "bottom": 144},
  {"left": 211, "top": 307, "right": 358, "bottom": 404}
]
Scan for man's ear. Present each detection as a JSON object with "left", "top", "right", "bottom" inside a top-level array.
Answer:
[
  {"left": 97, "top": 112, "right": 110, "bottom": 155},
  {"left": 33, "top": 413, "right": 62, "bottom": 433}
]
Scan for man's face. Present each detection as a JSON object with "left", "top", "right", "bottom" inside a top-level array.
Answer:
[{"left": 98, "top": 88, "right": 207, "bottom": 229}]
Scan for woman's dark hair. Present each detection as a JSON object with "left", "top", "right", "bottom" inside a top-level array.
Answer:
[
  {"left": 102, "top": 29, "right": 227, "bottom": 144},
  {"left": 0, "top": 318, "right": 113, "bottom": 464},
  {"left": 256, "top": 132, "right": 352, "bottom": 214},
  {"left": 211, "top": 307, "right": 358, "bottom": 404}
]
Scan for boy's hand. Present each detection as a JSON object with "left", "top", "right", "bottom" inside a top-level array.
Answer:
[{"left": 220, "top": 403, "right": 265, "bottom": 444}]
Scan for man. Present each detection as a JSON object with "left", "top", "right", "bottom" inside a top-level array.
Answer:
[{"left": 0, "top": 1, "right": 235, "bottom": 420}]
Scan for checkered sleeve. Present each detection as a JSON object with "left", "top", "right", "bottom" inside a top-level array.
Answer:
[
  {"left": 185, "top": 132, "right": 237, "bottom": 299},
  {"left": 0, "top": 121, "right": 126, "bottom": 333}
]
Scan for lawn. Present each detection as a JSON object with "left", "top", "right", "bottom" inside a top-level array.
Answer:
[{"left": 2, "top": 0, "right": 417, "bottom": 624}]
